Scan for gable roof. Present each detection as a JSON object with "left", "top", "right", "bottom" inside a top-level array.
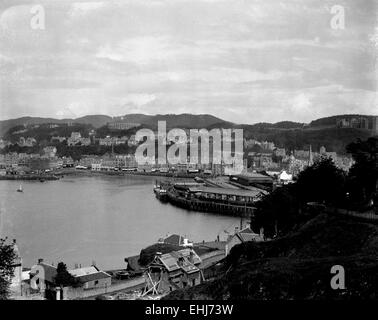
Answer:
[
  {"left": 69, "top": 266, "right": 99, "bottom": 277},
  {"left": 234, "top": 227, "right": 263, "bottom": 243},
  {"left": 238, "top": 233, "right": 262, "bottom": 242},
  {"left": 171, "top": 248, "right": 202, "bottom": 265},
  {"left": 188, "top": 186, "right": 263, "bottom": 198},
  {"left": 76, "top": 271, "right": 111, "bottom": 283},
  {"left": 154, "top": 249, "right": 202, "bottom": 273},
  {"left": 158, "top": 254, "right": 181, "bottom": 272},
  {"left": 163, "top": 234, "right": 184, "bottom": 246},
  {"left": 239, "top": 227, "right": 253, "bottom": 234}
]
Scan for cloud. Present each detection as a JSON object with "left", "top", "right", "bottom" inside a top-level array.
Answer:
[
  {"left": 0, "top": 0, "right": 376, "bottom": 122},
  {"left": 68, "top": 2, "right": 106, "bottom": 18}
]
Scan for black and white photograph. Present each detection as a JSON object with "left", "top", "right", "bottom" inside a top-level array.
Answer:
[{"left": 0, "top": 0, "right": 377, "bottom": 313}]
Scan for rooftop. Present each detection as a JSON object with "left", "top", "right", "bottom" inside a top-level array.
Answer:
[
  {"left": 69, "top": 266, "right": 99, "bottom": 277},
  {"left": 232, "top": 173, "right": 273, "bottom": 181},
  {"left": 156, "top": 249, "right": 202, "bottom": 273},
  {"left": 188, "top": 186, "right": 265, "bottom": 197},
  {"left": 76, "top": 271, "right": 111, "bottom": 283}
]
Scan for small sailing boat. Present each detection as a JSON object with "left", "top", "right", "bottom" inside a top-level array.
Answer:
[{"left": 17, "top": 184, "right": 23, "bottom": 192}]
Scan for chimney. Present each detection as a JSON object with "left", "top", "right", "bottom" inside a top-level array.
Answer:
[
  {"left": 38, "top": 258, "right": 44, "bottom": 264},
  {"left": 13, "top": 239, "right": 16, "bottom": 244},
  {"left": 188, "top": 249, "right": 195, "bottom": 264},
  {"left": 259, "top": 227, "right": 264, "bottom": 239}
]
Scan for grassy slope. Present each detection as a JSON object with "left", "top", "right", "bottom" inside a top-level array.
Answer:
[{"left": 165, "top": 214, "right": 378, "bottom": 300}]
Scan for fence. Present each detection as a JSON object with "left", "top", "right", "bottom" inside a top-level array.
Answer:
[
  {"left": 63, "top": 276, "right": 145, "bottom": 300},
  {"left": 325, "top": 206, "right": 378, "bottom": 223}
]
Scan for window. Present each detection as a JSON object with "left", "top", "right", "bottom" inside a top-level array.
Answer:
[{"left": 94, "top": 280, "right": 99, "bottom": 285}]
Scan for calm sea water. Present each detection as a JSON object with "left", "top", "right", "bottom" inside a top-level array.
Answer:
[{"left": 0, "top": 175, "right": 239, "bottom": 269}]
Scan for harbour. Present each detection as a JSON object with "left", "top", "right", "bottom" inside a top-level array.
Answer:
[{"left": 0, "top": 175, "right": 241, "bottom": 270}]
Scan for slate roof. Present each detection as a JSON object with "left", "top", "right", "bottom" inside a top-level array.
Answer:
[
  {"left": 188, "top": 186, "right": 264, "bottom": 197},
  {"left": 171, "top": 248, "right": 202, "bottom": 265},
  {"left": 158, "top": 253, "right": 180, "bottom": 272},
  {"left": 76, "top": 271, "right": 111, "bottom": 283},
  {"left": 235, "top": 227, "right": 264, "bottom": 243},
  {"left": 69, "top": 266, "right": 99, "bottom": 277},
  {"left": 156, "top": 249, "right": 202, "bottom": 274}
]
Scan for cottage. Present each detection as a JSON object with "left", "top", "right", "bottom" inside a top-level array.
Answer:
[
  {"left": 28, "top": 261, "right": 111, "bottom": 299},
  {"left": 225, "top": 227, "right": 264, "bottom": 256},
  {"left": 143, "top": 249, "right": 203, "bottom": 295},
  {"left": 69, "top": 266, "right": 111, "bottom": 290}
]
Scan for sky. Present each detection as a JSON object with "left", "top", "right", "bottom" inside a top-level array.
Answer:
[{"left": 0, "top": 0, "right": 377, "bottom": 124}]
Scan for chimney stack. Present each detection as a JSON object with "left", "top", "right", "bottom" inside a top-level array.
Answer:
[{"left": 38, "top": 258, "right": 44, "bottom": 264}]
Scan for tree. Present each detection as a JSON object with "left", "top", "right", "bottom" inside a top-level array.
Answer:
[
  {"left": 253, "top": 184, "right": 300, "bottom": 237},
  {"left": 346, "top": 137, "right": 378, "bottom": 207},
  {"left": 295, "top": 156, "right": 346, "bottom": 206},
  {"left": 54, "top": 262, "right": 78, "bottom": 288},
  {"left": 0, "top": 238, "right": 16, "bottom": 300},
  {"left": 253, "top": 157, "right": 347, "bottom": 237}
]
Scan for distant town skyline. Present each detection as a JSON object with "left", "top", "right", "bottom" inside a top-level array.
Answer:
[{"left": 0, "top": 0, "right": 377, "bottom": 123}]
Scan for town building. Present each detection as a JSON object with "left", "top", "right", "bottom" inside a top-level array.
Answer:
[
  {"left": 336, "top": 115, "right": 378, "bottom": 135},
  {"left": 43, "top": 146, "right": 57, "bottom": 158},
  {"left": 248, "top": 152, "right": 274, "bottom": 169},
  {"left": 28, "top": 260, "right": 111, "bottom": 300},
  {"left": 18, "top": 137, "right": 37, "bottom": 147},
  {"left": 108, "top": 122, "right": 141, "bottom": 130},
  {"left": 68, "top": 266, "right": 111, "bottom": 290},
  {"left": 225, "top": 227, "right": 264, "bottom": 256},
  {"left": 67, "top": 132, "right": 91, "bottom": 146},
  {"left": 273, "top": 148, "right": 286, "bottom": 158},
  {"left": 99, "top": 136, "right": 128, "bottom": 146},
  {"left": 51, "top": 136, "right": 66, "bottom": 143},
  {"left": 127, "top": 135, "right": 138, "bottom": 146},
  {"left": 143, "top": 249, "right": 203, "bottom": 295},
  {"left": 244, "top": 138, "right": 261, "bottom": 149},
  {"left": 261, "top": 141, "right": 275, "bottom": 151},
  {"left": 0, "top": 139, "right": 11, "bottom": 149}
]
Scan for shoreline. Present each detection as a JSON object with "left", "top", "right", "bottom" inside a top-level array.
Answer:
[
  {"left": 0, "top": 168, "right": 214, "bottom": 181},
  {"left": 0, "top": 174, "right": 60, "bottom": 181}
]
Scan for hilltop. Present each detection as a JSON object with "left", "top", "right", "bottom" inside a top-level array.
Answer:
[
  {"left": 114, "top": 113, "right": 228, "bottom": 129},
  {"left": 0, "top": 113, "right": 376, "bottom": 153},
  {"left": 0, "top": 113, "right": 227, "bottom": 136},
  {"left": 165, "top": 213, "right": 378, "bottom": 300},
  {"left": 0, "top": 115, "right": 113, "bottom": 137}
]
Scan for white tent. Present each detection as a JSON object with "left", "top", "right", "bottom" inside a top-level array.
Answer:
[{"left": 279, "top": 170, "right": 293, "bottom": 181}]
